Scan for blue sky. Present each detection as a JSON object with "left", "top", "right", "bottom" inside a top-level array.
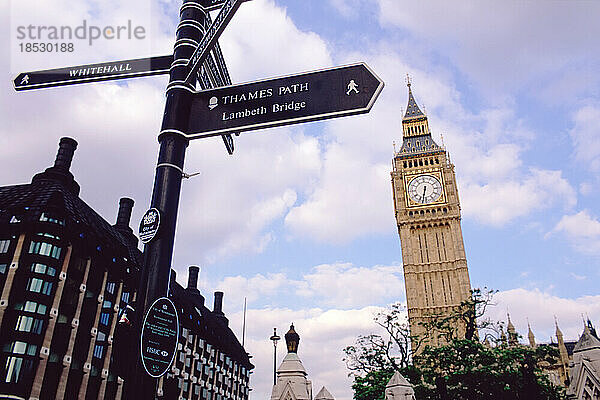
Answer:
[{"left": 2, "top": 0, "right": 600, "bottom": 398}]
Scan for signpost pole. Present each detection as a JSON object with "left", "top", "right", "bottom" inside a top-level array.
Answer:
[{"left": 129, "top": 1, "right": 202, "bottom": 397}]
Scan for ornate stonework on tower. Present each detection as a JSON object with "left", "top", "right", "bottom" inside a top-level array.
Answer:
[{"left": 391, "top": 79, "right": 472, "bottom": 348}]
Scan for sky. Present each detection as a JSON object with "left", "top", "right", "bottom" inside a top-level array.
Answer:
[{"left": 2, "top": 0, "right": 600, "bottom": 399}]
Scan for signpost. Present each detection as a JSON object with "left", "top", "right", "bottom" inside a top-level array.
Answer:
[
  {"left": 185, "top": 63, "right": 384, "bottom": 138},
  {"left": 13, "top": 55, "right": 172, "bottom": 91},
  {"left": 140, "top": 297, "right": 179, "bottom": 378},
  {"left": 12, "top": 0, "right": 384, "bottom": 398}
]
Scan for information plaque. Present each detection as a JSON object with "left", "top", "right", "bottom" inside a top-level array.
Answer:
[{"left": 140, "top": 297, "right": 179, "bottom": 378}]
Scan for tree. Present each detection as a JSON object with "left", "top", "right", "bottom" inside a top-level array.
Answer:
[
  {"left": 415, "top": 339, "right": 566, "bottom": 400},
  {"left": 343, "top": 303, "right": 415, "bottom": 374},
  {"left": 344, "top": 289, "right": 567, "bottom": 400}
]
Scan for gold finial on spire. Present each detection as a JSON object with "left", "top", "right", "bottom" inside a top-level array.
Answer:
[
  {"left": 393, "top": 141, "right": 397, "bottom": 154},
  {"left": 406, "top": 73, "right": 412, "bottom": 88}
]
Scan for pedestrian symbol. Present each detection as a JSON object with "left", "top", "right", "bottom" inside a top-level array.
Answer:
[
  {"left": 346, "top": 79, "right": 359, "bottom": 95},
  {"left": 21, "top": 75, "right": 30, "bottom": 85}
]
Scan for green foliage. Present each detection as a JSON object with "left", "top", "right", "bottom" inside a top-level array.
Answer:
[
  {"left": 352, "top": 369, "right": 395, "bottom": 400},
  {"left": 414, "top": 339, "right": 567, "bottom": 400}
]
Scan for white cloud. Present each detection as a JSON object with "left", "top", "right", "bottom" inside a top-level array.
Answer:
[
  {"left": 296, "top": 263, "right": 405, "bottom": 307},
  {"left": 210, "top": 261, "right": 405, "bottom": 313},
  {"left": 569, "top": 105, "right": 600, "bottom": 172},
  {"left": 220, "top": 0, "right": 333, "bottom": 82},
  {"left": 374, "top": 0, "right": 600, "bottom": 100},
  {"left": 549, "top": 210, "right": 600, "bottom": 254},
  {"left": 460, "top": 168, "right": 576, "bottom": 226}
]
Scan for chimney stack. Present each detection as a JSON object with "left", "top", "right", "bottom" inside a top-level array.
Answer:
[
  {"left": 187, "top": 266, "right": 200, "bottom": 291},
  {"left": 32, "top": 137, "right": 80, "bottom": 194},
  {"left": 116, "top": 198, "right": 134, "bottom": 228},
  {"left": 54, "top": 137, "right": 78, "bottom": 171},
  {"left": 214, "top": 291, "right": 224, "bottom": 315}
]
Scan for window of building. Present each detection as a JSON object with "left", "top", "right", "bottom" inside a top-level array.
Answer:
[
  {"left": 0, "top": 264, "right": 7, "bottom": 274},
  {"left": 37, "top": 232, "right": 60, "bottom": 241},
  {"left": 0, "top": 239, "right": 10, "bottom": 254},
  {"left": 15, "top": 301, "right": 47, "bottom": 315},
  {"left": 28, "top": 241, "right": 61, "bottom": 259},
  {"left": 5, "top": 341, "right": 37, "bottom": 356},
  {"left": 93, "top": 344, "right": 104, "bottom": 359},
  {"left": 15, "top": 316, "right": 43, "bottom": 334},
  {"left": 106, "top": 282, "right": 116, "bottom": 294},
  {"left": 4, "top": 357, "right": 33, "bottom": 383},
  {"left": 121, "top": 292, "right": 130, "bottom": 304},
  {"left": 30, "top": 263, "right": 56, "bottom": 277},
  {"left": 26, "top": 278, "right": 52, "bottom": 295},
  {"left": 97, "top": 331, "right": 106, "bottom": 342},
  {"left": 99, "top": 312, "right": 110, "bottom": 326},
  {"left": 39, "top": 213, "right": 64, "bottom": 225},
  {"left": 103, "top": 300, "right": 112, "bottom": 309}
]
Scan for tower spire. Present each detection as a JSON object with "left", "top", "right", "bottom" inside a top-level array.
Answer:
[
  {"left": 403, "top": 76, "right": 425, "bottom": 121},
  {"left": 527, "top": 319, "right": 536, "bottom": 348}
]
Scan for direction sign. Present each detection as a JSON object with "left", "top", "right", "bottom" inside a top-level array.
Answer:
[
  {"left": 140, "top": 297, "right": 179, "bottom": 378},
  {"left": 199, "top": 0, "right": 250, "bottom": 11},
  {"left": 184, "top": 63, "right": 384, "bottom": 139},
  {"left": 13, "top": 55, "right": 173, "bottom": 91},
  {"left": 184, "top": 0, "right": 244, "bottom": 85}
]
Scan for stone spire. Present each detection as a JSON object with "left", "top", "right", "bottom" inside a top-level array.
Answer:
[
  {"left": 500, "top": 326, "right": 507, "bottom": 345},
  {"left": 385, "top": 371, "right": 416, "bottom": 400},
  {"left": 403, "top": 75, "right": 425, "bottom": 121},
  {"left": 398, "top": 77, "right": 440, "bottom": 156},
  {"left": 527, "top": 320, "right": 536, "bottom": 348},
  {"left": 315, "top": 386, "right": 335, "bottom": 400},
  {"left": 270, "top": 324, "right": 312, "bottom": 400},
  {"left": 555, "top": 317, "right": 570, "bottom": 384},
  {"left": 507, "top": 314, "right": 518, "bottom": 346}
]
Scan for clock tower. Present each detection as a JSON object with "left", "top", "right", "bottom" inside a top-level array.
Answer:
[{"left": 391, "top": 79, "right": 472, "bottom": 348}]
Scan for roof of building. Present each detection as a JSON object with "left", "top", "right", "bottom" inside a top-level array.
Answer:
[
  {"left": 170, "top": 280, "right": 254, "bottom": 368},
  {"left": 0, "top": 138, "right": 138, "bottom": 281},
  {"left": 403, "top": 84, "right": 425, "bottom": 121},
  {"left": 574, "top": 322, "right": 600, "bottom": 353},
  {"left": 386, "top": 371, "right": 413, "bottom": 388},
  {"left": 315, "top": 386, "right": 334, "bottom": 400}
]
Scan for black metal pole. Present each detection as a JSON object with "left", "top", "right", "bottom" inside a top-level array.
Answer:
[
  {"left": 270, "top": 328, "right": 280, "bottom": 386},
  {"left": 128, "top": 2, "right": 207, "bottom": 398}
]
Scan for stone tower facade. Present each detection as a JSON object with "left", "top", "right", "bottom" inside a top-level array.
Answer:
[{"left": 391, "top": 80, "right": 472, "bottom": 349}]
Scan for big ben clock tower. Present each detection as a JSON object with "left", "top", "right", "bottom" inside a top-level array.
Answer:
[{"left": 391, "top": 79, "right": 472, "bottom": 348}]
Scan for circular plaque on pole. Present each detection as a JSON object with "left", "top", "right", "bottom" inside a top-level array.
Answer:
[
  {"left": 139, "top": 208, "right": 160, "bottom": 244},
  {"left": 140, "top": 297, "right": 179, "bottom": 378}
]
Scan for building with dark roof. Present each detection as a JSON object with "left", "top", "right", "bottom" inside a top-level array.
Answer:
[{"left": 0, "top": 138, "right": 252, "bottom": 400}]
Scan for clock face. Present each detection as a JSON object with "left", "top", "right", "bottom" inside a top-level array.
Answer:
[{"left": 407, "top": 174, "right": 443, "bottom": 204}]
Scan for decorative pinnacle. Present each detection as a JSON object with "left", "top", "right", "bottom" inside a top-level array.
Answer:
[{"left": 406, "top": 73, "right": 412, "bottom": 88}]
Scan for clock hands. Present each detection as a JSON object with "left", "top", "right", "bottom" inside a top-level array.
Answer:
[{"left": 422, "top": 185, "right": 427, "bottom": 202}]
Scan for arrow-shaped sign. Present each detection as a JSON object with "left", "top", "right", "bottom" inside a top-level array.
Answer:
[
  {"left": 13, "top": 55, "right": 173, "bottom": 91},
  {"left": 199, "top": 0, "right": 250, "bottom": 11},
  {"left": 183, "top": 63, "right": 384, "bottom": 139},
  {"left": 184, "top": 0, "right": 245, "bottom": 86}
]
